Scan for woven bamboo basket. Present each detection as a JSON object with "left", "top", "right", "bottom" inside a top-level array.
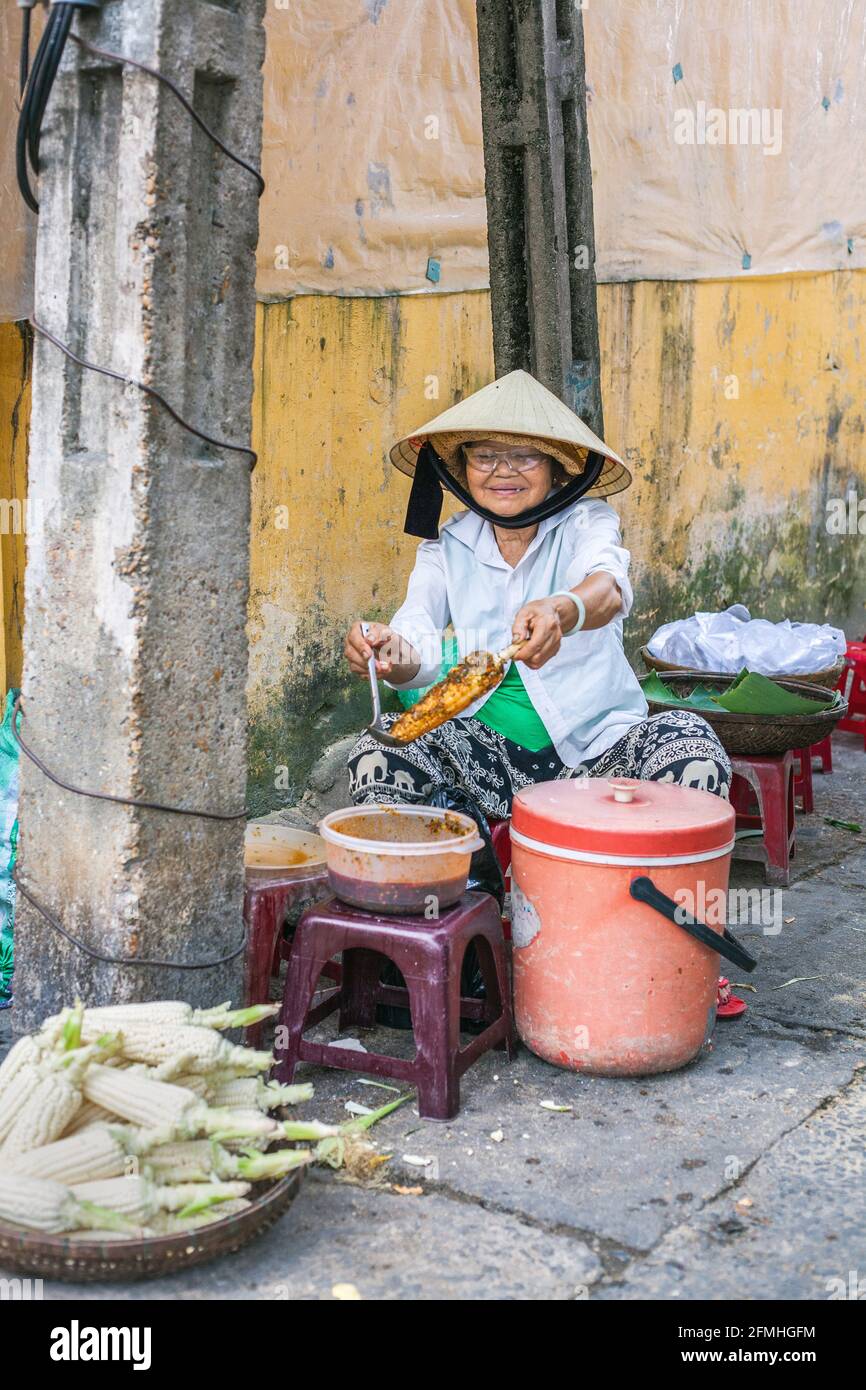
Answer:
[
  {"left": 639, "top": 673, "right": 848, "bottom": 756},
  {"left": 640, "top": 646, "right": 845, "bottom": 689},
  {"left": 0, "top": 1166, "right": 304, "bottom": 1284}
]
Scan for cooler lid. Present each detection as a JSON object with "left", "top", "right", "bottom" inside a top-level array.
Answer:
[{"left": 511, "top": 778, "right": 735, "bottom": 860}]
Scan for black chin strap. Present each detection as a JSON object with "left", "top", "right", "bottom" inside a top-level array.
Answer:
[{"left": 403, "top": 442, "right": 606, "bottom": 540}]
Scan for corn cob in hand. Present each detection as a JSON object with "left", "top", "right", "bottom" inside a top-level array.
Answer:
[{"left": 388, "top": 644, "right": 522, "bottom": 743}]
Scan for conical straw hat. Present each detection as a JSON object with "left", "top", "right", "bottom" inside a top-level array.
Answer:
[{"left": 390, "top": 369, "right": 631, "bottom": 497}]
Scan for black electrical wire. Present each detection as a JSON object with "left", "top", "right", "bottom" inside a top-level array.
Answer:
[
  {"left": 13, "top": 871, "right": 248, "bottom": 970},
  {"left": 11, "top": 697, "right": 248, "bottom": 822},
  {"left": 16, "top": 5, "right": 63, "bottom": 212},
  {"left": 18, "top": 5, "right": 32, "bottom": 97},
  {"left": 31, "top": 317, "right": 258, "bottom": 469},
  {"left": 27, "top": 2, "right": 73, "bottom": 175},
  {"left": 69, "top": 32, "right": 266, "bottom": 198}
]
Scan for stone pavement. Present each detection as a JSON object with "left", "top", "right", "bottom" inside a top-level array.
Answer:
[{"left": 1, "top": 736, "right": 864, "bottom": 1300}]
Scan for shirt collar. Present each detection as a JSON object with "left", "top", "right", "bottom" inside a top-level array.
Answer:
[{"left": 444, "top": 499, "right": 579, "bottom": 569}]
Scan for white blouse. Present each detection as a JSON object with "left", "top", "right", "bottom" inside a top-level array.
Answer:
[{"left": 386, "top": 499, "right": 649, "bottom": 767}]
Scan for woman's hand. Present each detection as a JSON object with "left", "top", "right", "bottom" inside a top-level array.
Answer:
[
  {"left": 512, "top": 576, "right": 623, "bottom": 668},
  {"left": 510, "top": 598, "right": 566, "bottom": 670},
  {"left": 344, "top": 622, "right": 421, "bottom": 682}
]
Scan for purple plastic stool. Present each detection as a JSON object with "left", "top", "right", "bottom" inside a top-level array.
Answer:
[{"left": 273, "top": 891, "right": 516, "bottom": 1120}]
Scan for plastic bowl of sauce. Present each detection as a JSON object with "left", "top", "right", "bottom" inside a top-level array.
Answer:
[
  {"left": 244, "top": 824, "right": 327, "bottom": 881},
  {"left": 318, "top": 805, "right": 484, "bottom": 914}
]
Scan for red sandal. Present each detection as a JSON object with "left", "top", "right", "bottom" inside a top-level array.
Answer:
[{"left": 717, "top": 976, "right": 747, "bottom": 1019}]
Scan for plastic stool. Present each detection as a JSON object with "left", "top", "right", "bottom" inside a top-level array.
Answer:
[
  {"left": 730, "top": 751, "right": 795, "bottom": 886},
  {"left": 810, "top": 735, "right": 833, "bottom": 774},
  {"left": 793, "top": 746, "right": 814, "bottom": 813},
  {"left": 243, "top": 871, "right": 333, "bottom": 1045},
  {"left": 836, "top": 641, "right": 866, "bottom": 749},
  {"left": 273, "top": 891, "right": 516, "bottom": 1120}
]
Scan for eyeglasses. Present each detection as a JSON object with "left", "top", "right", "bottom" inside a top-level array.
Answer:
[{"left": 463, "top": 447, "right": 549, "bottom": 474}]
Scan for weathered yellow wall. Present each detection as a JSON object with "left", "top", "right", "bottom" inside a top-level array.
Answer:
[
  {"left": 248, "top": 271, "right": 866, "bottom": 810},
  {"left": 0, "top": 321, "right": 30, "bottom": 696},
  {"left": 2, "top": 275, "right": 864, "bottom": 811}
]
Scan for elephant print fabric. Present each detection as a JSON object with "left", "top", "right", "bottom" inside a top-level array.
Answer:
[
  {"left": 347, "top": 708, "right": 731, "bottom": 819},
  {"left": 574, "top": 711, "right": 732, "bottom": 798}
]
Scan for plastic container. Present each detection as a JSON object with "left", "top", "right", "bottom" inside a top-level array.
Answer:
[
  {"left": 318, "top": 805, "right": 484, "bottom": 914},
  {"left": 244, "top": 824, "right": 326, "bottom": 882},
  {"left": 510, "top": 778, "right": 754, "bottom": 1076}
]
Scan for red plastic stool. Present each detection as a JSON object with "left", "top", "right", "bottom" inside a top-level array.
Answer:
[
  {"left": 243, "top": 870, "right": 333, "bottom": 1045},
  {"left": 273, "top": 891, "right": 516, "bottom": 1120},
  {"left": 730, "top": 751, "right": 796, "bottom": 886},
  {"left": 836, "top": 641, "right": 866, "bottom": 748},
  {"left": 810, "top": 735, "right": 833, "bottom": 774},
  {"left": 792, "top": 746, "right": 814, "bottom": 813}
]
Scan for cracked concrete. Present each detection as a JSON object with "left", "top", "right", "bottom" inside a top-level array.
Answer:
[{"left": 1, "top": 735, "right": 863, "bottom": 1299}]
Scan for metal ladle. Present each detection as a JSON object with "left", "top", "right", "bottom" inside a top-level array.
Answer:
[{"left": 361, "top": 622, "right": 406, "bottom": 748}]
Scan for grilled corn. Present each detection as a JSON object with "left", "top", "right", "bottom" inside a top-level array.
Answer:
[{"left": 388, "top": 647, "right": 518, "bottom": 743}]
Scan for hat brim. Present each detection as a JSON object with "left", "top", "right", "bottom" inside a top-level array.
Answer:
[{"left": 390, "top": 428, "right": 631, "bottom": 499}]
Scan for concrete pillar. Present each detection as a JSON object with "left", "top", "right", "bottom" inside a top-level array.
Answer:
[
  {"left": 475, "top": 0, "right": 604, "bottom": 435},
  {"left": 14, "top": 0, "right": 266, "bottom": 1030}
]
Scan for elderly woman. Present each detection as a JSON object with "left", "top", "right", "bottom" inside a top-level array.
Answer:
[{"left": 345, "top": 370, "right": 731, "bottom": 815}]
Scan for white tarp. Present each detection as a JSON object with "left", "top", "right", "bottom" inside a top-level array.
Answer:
[{"left": 2, "top": 0, "right": 865, "bottom": 318}]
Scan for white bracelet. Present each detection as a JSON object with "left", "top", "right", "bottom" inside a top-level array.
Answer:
[{"left": 550, "top": 589, "right": 586, "bottom": 633}]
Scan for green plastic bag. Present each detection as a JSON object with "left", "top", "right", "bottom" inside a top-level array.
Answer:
[{"left": 0, "top": 689, "right": 21, "bottom": 1008}]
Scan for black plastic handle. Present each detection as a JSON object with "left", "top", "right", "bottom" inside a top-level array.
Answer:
[{"left": 629, "top": 875, "right": 757, "bottom": 973}]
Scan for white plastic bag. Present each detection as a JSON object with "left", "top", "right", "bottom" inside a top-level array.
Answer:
[{"left": 647, "top": 607, "right": 846, "bottom": 676}]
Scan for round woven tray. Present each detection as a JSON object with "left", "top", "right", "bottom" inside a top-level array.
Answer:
[
  {"left": 640, "top": 646, "right": 845, "bottom": 689},
  {"left": 639, "top": 672, "right": 848, "bottom": 756},
  {"left": 0, "top": 1167, "right": 304, "bottom": 1283}
]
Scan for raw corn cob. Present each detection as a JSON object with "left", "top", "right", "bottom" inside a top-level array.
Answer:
[
  {"left": 206, "top": 1076, "right": 313, "bottom": 1112},
  {"left": 61, "top": 1100, "right": 117, "bottom": 1136},
  {"left": 144, "top": 1138, "right": 312, "bottom": 1184},
  {"left": 65, "top": 1198, "right": 254, "bottom": 1240},
  {"left": 71, "top": 1175, "right": 251, "bottom": 1222},
  {"left": 148, "top": 1198, "right": 252, "bottom": 1235},
  {"left": 0, "top": 1174, "right": 137, "bottom": 1236},
  {"left": 4, "top": 1124, "right": 163, "bottom": 1185},
  {"left": 0, "top": 1035, "right": 42, "bottom": 1101},
  {"left": 69, "top": 1022, "right": 273, "bottom": 1078},
  {"left": 82, "top": 1063, "right": 277, "bottom": 1140},
  {"left": 388, "top": 645, "right": 521, "bottom": 743},
  {"left": 0, "top": 1039, "right": 120, "bottom": 1159},
  {"left": 45, "top": 1001, "right": 278, "bottom": 1035}
]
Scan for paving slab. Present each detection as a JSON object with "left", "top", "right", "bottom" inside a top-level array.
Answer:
[
  {"left": 596, "top": 1066, "right": 866, "bottom": 1300},
  {"left": 35, "top": 1176, "right": 601, "bottom": 1302}
]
